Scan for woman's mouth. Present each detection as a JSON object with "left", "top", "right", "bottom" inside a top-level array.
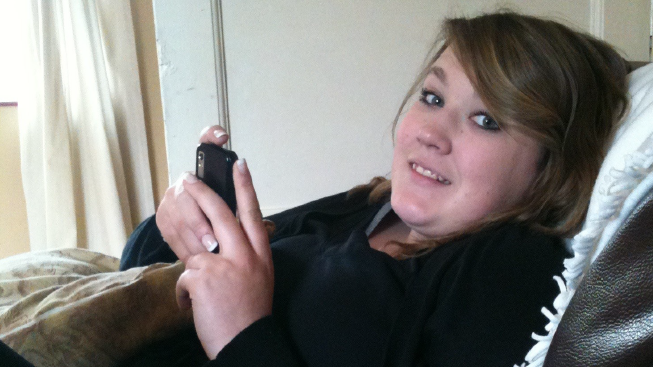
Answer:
[{"left": 411, "top": 163, "right": 451, "bottom": 185}]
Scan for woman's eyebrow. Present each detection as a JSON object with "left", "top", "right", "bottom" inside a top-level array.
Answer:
[{"left": 428, "top": 66, "right": 447, "bottom": 86}]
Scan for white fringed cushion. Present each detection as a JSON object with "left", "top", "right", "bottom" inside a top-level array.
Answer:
[{"left": 520, "top": 63, "right": 653, "bottom": 367}]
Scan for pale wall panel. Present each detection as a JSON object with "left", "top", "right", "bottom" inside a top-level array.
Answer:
[
  {"left": 604, "top": 0, "right": 651, "bottom": 61},
  {"left": 222, "top": 0, "right": 623, "bottom": 214},
  {"left": 156, "top": 0, "right": 650, "bottom": 215}
]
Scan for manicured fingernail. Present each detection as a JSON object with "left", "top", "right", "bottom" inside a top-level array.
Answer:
[
  {"left": 183, "top": 172, "right": 198, "bottom": 183},
  {"left": 236, "top": 158, "right": 247, "bottom": 173},
  {"left": 174, "top": 173, "right": 186, "bottom": 197},
  {"left": 200, "top": 126, "right": 211, "bottom": 137},
  {"left": 174, "top": 181, "right": 184, "bottom": 197},
  {"left": 201, "top": 234, "right": 218, "bottom": 252},
  {"left": 175, "top": 172, "right": 196, "bottom": 197},
  {"left": 214, "top": 130, "right": 227, "bottom": 140}
]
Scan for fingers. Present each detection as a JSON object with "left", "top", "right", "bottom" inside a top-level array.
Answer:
[
  {"left": 184, "top": 175, "right": 250, "bottom": 258},
  {"left": 176, "top": 269, "right": 194, "bottom": 310},
  {"left": 175, "top": 173, "right": 219, "bottom": 251},
  {"left": 232, "top": 159, "right": 270, "bottom": 258},
  {"left": 157, "top": 172, "right": 219, "bottom": 262},
  {"left": 156, "top": 209, "right": 191, "bottom": 260},
  {"left": 199, "top": 125, "right": 229, "bottom": 146},
  {"left": 183, "top": 158, "right": 269, "bottom": 261},
  {"left": 175, "top": 250, "right": 274, "bottom": 358}
]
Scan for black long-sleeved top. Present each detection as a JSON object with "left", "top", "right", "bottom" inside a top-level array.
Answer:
[{"left": 120, "top": 190, "right": 567, "bottom": 367}]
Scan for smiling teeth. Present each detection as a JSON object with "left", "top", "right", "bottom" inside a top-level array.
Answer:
[{"left": 412, "top": 163, "right": 451, "bottom": 185}]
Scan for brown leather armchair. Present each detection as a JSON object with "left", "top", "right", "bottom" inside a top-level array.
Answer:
[
  {"left": 515, "top": 60, "right": 653, "bottom": 367},
  {"left": 543, "top": 189, "right": 653, "bottom": 366}
]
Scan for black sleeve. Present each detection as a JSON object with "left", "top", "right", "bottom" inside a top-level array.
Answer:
[
  {"left": 119, "top": 191, "right": 360, "bottom": 270},
  {"left": 0, "top": 341, "right": 36, "bottom": 367},
  {"left": 264, "top": 191, "right": 352, "bottom": 240},
  {"left": 204, "top": 316, "right": 305, "bottom": 367},
  {"left": 119, "top": 214, "right": 178, "bottom": 270}
]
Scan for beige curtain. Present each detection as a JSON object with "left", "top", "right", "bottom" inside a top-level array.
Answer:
[{"left": 19, "top": 0, "right": 155, "bottom": 257}]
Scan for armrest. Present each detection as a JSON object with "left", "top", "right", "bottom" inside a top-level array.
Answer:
[{"left": 543, "top": 190, "right": 653, "bottom": 367}]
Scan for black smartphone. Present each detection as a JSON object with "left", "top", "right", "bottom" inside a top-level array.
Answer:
[{"left": 195, "top": 143, "right": 239, "bottom": 215}]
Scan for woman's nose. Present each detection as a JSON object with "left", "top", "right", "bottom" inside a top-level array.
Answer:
[{"left": 417, "top": 116, "right": 453, "bottom": 154}]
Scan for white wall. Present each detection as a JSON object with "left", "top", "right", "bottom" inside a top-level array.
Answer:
[
  {"left": 223, "top": 1, "right": 435, "bottom": 214},
  {"left": 604, "top": 0, "right": 651, "bottom": 61},
  {"left": 155, "top": 0, "right": 650, "bottom": 215},
  {"left": 152, "top": 0, "right": 222, "bottom": 186}
]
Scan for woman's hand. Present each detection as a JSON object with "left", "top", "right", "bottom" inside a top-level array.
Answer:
[
  {"left": 175, "top": 157, "right": 274, "bottom": 359},
  {"left": 155, "top": 126, "right": 229, "bottom": 262}
]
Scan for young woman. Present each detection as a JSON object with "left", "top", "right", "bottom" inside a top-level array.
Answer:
[{"left": 120, "top": 11, "right": 628, "bottom": 367}]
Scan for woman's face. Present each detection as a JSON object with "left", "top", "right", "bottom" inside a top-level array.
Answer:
[{"left": 391, "top": 48, "right": 541, "bottom": 240}]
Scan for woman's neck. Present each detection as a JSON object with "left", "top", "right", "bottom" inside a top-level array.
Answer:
[{"left": 367, "top": 211, "right": 413, "bottom": 257}]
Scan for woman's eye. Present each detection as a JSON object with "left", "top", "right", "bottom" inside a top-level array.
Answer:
[
  {"left": 471, "top": 114, "right": 500, "bottom": 131},
  {"left": 419, "top": 89, "right": 444, "bottom": 107}
]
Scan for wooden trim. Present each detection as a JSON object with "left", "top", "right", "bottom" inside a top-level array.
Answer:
[{"left": 0, "top": 102, "right": 17, "bottom": 107}]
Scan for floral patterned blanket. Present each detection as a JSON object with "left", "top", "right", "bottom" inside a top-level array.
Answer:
[{"left": 0, "top": 249, "right": 192, "bottom": 367}]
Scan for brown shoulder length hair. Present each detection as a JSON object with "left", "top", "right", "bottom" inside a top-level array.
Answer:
[{"left": 352, "top": 11, "right": 629, "bottom": 252}]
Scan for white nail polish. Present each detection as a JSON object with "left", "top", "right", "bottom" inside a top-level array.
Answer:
[
  {"left": 202, "top": 234, "right": 218, "bottom": 252},
  {"left": 214, "top": 130, "right": 227, "bottom": 140},
  {"left": 200, "top": 126, "right": 211, "bottom": 137},
  {"left": 183, "top": 172, "right": 198, "bottom": 183},
  {"left": 236, "top": 158, "right": 247, "bottom": 173},
  {"left": 174, "top": 180, "right": 185, "bottom": 197}
]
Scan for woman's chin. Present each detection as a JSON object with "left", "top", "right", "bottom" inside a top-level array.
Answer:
[{"left": 391, "top": 194, "right": 437, "bottom": 234}]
